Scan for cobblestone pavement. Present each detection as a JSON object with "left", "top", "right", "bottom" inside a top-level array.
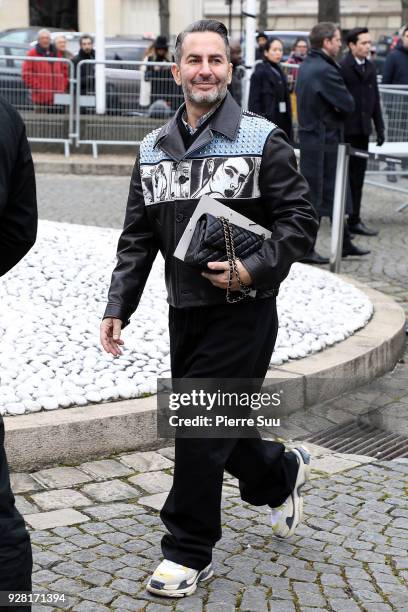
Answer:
[
  {"left": 13, "top": 445, "right": 408, "bottom": 612},
  {"left": 11, "top": 175, "right": 406, "bottom": 610}
]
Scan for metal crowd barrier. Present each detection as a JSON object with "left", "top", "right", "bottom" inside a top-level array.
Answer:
[
  {"left": 330, "top": 144, "right": 406, "bottom": 273},
  {"left": 379, "top": 84, "right": 408, "bottom": 143},
  {"left": 75, "top": 59, "right": 183, "bottom": 158},
  {"left": 0, "top": 55, "right": 74, "bottom": 157}
]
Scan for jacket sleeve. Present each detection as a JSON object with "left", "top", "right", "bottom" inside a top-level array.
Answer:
[
  {"left": 248, "top": 69, "right": 264, "bottom": 116},
  {"left": 103, "top": 155, "right": 159, "bottom": 327},
  {"left": 317, "top": 67, "right": 355, "bottom": 115},
  {"left": 382, "top": 53, "right": 395, "bottom": 84},
  {"left": 241, "top": 129, "right": 319, "bottom": 290},
  {"left": 373, "top": 73, "right": 385, "bottom": 135},
  {"left": 0, "top": 124, "right": 37, "bottom": 277},
  {"left": 22, "top": 56, "right": 38, "bottom": 90}
]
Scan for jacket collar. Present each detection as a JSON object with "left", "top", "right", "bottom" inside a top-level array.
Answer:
[
  {"left": 344, "top": 51, "right": 372, "bottom": 78},
  {"left": 309, "top": 48, "right": 341, "bottom": 70},
  {"left": 35, "top": 43, "right": 55, "bottom": 57},
  {"left": 396, "top": 40, "right": 408, "bottom": 55},
  {"left": 154, "top": 91, "right": 242, "bottom": 161}
]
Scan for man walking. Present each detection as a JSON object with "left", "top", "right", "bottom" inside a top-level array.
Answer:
[
  {"left": 340, "top": 27, "right": 384, "bottom": 236},
  {"left": 101, "top": 20, "right": 318, "bottom": 598},
  {"left": 0, "top": 95, "right": 37, "bottom": 608},
  {"left": 296, "top": 22, "right": 369, "bottom": 264}
]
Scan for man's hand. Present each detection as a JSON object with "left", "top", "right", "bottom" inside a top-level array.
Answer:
[
  {"left": 201, "top": 260, "right": 252, "bottom": 291},
  {"left": 376, "top": 132, "right": 385, "bottom": 147},
  {"left": 100, "top": 318, "right": 124, "bottom": 356}
]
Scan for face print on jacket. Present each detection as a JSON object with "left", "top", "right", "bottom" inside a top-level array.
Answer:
[
  {"left": 191, "top": 157, "right": 253, "bottom": 199},
  {"left": 140, "top": 156, "right": 260, "bottom": 204}
]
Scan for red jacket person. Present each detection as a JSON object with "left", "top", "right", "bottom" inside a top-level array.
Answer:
[{"left": 22, "top": 29, "right": 68, "bottom": 106}]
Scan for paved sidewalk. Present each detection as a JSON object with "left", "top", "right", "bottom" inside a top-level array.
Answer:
[
  {"left": 8, "top": 175, "right": 406, "bottom": 610},
  {"left": 13, "top": 441, "right": 407, "bottom": 612}
]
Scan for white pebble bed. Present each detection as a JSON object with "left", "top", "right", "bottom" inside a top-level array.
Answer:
[{"left": 0, "top": 221, "right": 373, "bottom": 416}]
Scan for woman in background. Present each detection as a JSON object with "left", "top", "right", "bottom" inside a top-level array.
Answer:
[{"left": 248, "top": 37, "right": 292, "bottom": 140}]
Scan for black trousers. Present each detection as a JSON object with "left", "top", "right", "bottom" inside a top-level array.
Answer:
[
  {"left": 160, "top": 297, "right": 298, "bottom": 570},
  {"left": 0, "top": 417, "right": 32, "bottom": 611},
  {"left": 346, "top": 134, "right": 369, "bottom": 226}
]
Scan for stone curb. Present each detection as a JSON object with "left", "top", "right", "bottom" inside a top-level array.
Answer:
[
  {"left": 4, "top": 279, "right": 406, "bottom": 471},
  {"left": 34, "top": 160, "right": 134, "bottom": 176},
  {"left": 33, "top": 156, "right": 134, "bottom": 176}
]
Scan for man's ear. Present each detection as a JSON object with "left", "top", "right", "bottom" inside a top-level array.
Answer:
[
  {"left": 171, "top": 62, "right": 182, "bottom": 85},
  {"left": 228, "top": 62, "right": 233, "bottom": 85}
]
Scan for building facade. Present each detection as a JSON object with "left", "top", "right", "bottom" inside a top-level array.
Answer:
[
  {"left": 0, "top": 0, "right": 203, "bottom": 39},
  {"left": 0, "top": 0, "right": 404, "bottom": 39}
]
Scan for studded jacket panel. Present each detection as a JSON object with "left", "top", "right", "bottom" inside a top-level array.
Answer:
[{"left": 104, "top": 94, "right": 318, "bottom": 326}]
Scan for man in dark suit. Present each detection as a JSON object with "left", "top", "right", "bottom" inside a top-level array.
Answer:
[
  {"left": 340, "top": 27, "right": 384, "bottom": 236},
  {"left": 296, "top": 22, "right": 369, "bottom": 264},
  {"left": 0, "top": 95, "right": 37, "bottom": 609}
]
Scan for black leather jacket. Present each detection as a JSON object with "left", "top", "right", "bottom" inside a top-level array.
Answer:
[
  {"left": 0, "top": 95, "right": 37, "bottom": 277},
  {"left": 104, "top": 93, "right": 318, "bottom": 326}
]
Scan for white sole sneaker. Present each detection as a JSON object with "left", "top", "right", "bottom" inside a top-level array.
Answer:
[
  {"left": 146, "top": 560, "right": 213, "bottom": 598},
  {"left": 270, "top": 445, "right": 311, "bottom": 539}
]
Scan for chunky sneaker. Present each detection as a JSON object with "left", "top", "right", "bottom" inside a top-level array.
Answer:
[
  {"left": 270, "top": 446, "right": 311, "bottom": 539},
  {"left": 146, "top": 559, "right": 213, "bottom": 598}
]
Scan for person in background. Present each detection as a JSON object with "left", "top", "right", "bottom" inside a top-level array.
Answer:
[
  {"left": 145, "top": 35, "right": 183, "bottom": 112},
  {"left": 0, "top": 94, "right": 38, "bottom": 611},
  {"left": 340, "top": 27, "right": 384, "bottom": 236},
  {"left": 382, "top": 24, "right": 408, "bottom": 182},
  {"left": 52, "top": 35, "right": 70, "bottom": 98},
  {"left": 287, "top": 37, "right": 308, "bottom": 88},
  {"left": 296, "top": 22, "right": 369, "bottom": 264},
  {"left": 286, "top": 37, "right": 309, "bottom": 127},
  {"left": 383, "top": 24, "right": 408, "bottom": 85},
  {"left": 248, "top": 37, "right": 292, "bottom": 140},
  {"left": 139, "top": 42, "right": 155, "bottom": 108},
  {"left": 54, "top": 34, "right": 73, "bottom": 60},
  {"left": 287, "top": 37, "right": 308, "bottom": 67},
  {"left": 72, "top": 34, "right": 95, "bottom": 95},
  {"left": 228, "top": 40, "right": 245, "bottom": 106},
  {"left": 22, "top": 28, "right": 65, "bottom": 110},
  {"left": 255, "top": 31, "right": 268, "bottom": 60}
]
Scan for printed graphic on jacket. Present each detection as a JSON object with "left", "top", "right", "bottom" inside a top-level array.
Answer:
[{"left": 140, "top": 156, "right": 262, "bottom": 205}]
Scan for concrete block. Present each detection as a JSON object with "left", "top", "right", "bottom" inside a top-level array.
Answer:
[
  {"left": 32, "top": 489, "right": 92, "bottom": 511},
  {"left": 138, "top": 492, "right": 168, "bottom": 511},
  {"left": 128, "top": 472, "right": 173, "bottom": 494},
  {"left": 80, "top": 480, "right": 139, "bottom": 503},
  {"left": 25, "top": 508, "right": 90, "bottom": 529},
  {"left": 119, "top": 451, "right": 173, "bottom": 472}
]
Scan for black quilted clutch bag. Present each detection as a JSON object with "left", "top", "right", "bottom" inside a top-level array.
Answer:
[{"left": 184, "top": 213, "right": 265, "bottom": 303}]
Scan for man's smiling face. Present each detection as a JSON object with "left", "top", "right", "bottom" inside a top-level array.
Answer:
[{"left": 171, "top": 31, "right": 232, "bottom": 108}]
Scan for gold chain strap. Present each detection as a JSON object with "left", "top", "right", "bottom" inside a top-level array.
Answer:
[{"left": 219, "top": 216, "right": 251, "bottom": 304}]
